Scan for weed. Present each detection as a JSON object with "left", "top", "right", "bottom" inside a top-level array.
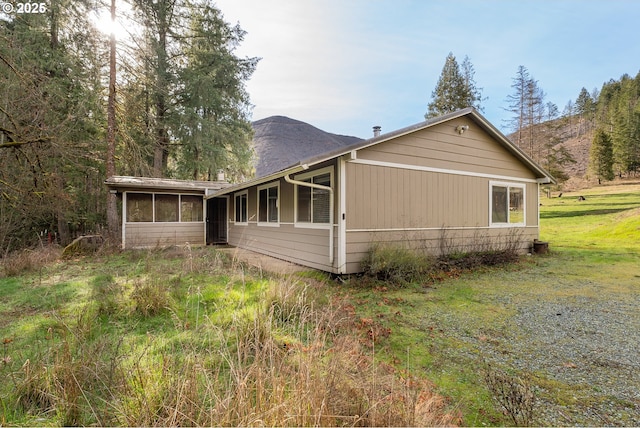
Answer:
[
  {"left": 131, "top": 278, "right": 173, "bottom": 317},
  {"left": 91, "top": 274, "right": 123, "bottom": 316},
  {"left": 483, "top": 363, "right": 536, "bottom": 426}
]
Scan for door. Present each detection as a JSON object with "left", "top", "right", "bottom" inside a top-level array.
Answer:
[{"left": 207, "top": 197, "right": 228, "bottom": 244}]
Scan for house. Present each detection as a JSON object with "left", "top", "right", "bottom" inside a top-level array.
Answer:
[{"left": 106, "top": 108, "right": 555, "bottom": 274}]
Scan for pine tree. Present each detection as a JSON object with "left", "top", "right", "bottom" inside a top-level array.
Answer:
[
  {"left": 590, "top": 129, "right": 614, "bottom": 184},
  {"left": 425, "top": 52, "right": 482, "bottom": 119},
  {"left": 175, "top": 1, "right": 258, "bottom": 181}
]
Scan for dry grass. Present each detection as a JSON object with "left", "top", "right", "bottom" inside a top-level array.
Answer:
[
  {"left": 1, "top": 245, "right": 61, "bottom": 277},
  {"left": 2, "top": 251, "right": 458, "bottom": 426}
]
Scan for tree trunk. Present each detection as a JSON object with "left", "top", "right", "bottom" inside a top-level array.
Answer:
[{"left": 106, "top": 0, "right": 120, "bottom": 244}]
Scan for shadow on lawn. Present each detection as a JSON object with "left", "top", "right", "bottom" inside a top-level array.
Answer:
[{"left": 540, "top": 207, "right": 635, "bottom": 219}]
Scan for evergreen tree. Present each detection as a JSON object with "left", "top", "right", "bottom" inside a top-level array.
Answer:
[
  {"left": 175, "top": 1, "right": 258, "bottom": 181},
  {"left": 590, "top": 129, "right": 614, "bottom": 184},
  {"left": 425, "top": 52, "right": 482, "bottom": 119},
  {"left": 0, "top": 0, "right": 105, "bottom": 247}
]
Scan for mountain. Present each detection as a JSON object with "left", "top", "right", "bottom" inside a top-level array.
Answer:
[{"left": 251, "top": 116, "right": 363, "bottom": 177}]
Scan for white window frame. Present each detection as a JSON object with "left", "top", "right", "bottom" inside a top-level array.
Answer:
[
  {"left": 489, "top": 181, "right": 526, "bottom": 227},
  {"left": 257, "top": 182, "right": 280, "bottom": 226},
  {"left": 234, "top": 190, "right": 249, "bottom": 226},
  {"left": 124, "top": 191, "right": 204, "bottom": 223},
  {"left": 293, "top": 166, "right": 333, "bottom": 229}
]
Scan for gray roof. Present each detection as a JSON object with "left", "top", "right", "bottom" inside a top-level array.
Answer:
[
  {"left": 212, "top": 108, "right": 556, "bottom": 197},
  {"left": 105, "top": 176, "right": 230, "bottom": 193}
]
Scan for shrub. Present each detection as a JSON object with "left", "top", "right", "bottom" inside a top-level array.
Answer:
[{"left": 361, "top": 244, "right": 434, "bottom": 285}]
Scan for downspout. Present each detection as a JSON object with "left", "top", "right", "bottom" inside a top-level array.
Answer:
[{"left": 284, "top": 171, "right": 334, "bottom": 266}]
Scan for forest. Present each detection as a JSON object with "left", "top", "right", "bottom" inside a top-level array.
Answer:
[
  {"left": 1, "top": 2, "right": 639, "bottom": 253},
  {"left": 0, "top": 0, "right": 258, "bottom": 250}
]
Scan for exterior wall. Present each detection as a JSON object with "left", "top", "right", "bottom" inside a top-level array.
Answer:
[
  {"left": 121, "top": 190, "right": 206, "bottom": 248},
  {"left": 343, "top": 119, "right": 541, "bottom": 273},
  {"left": 124, "top": 222, "right": 205, "bottom": 247},
  {"left": 227, "top": 160, "right": 340, "bottom": 272}
]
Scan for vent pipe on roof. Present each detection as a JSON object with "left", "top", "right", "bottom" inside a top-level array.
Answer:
[
  {"left": 373, "top": 126, "right": 381, "bottom": 137},
  {"left": 216, "top": 169, "right": 225, "bottom": 181}
]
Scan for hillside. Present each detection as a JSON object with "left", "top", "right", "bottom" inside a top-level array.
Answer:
[
  {"left": 507, "top": 116, "right": 595, "bottom": 188},
  {"left": 251, "top": 116, "right": 362, "bottom": 177}
]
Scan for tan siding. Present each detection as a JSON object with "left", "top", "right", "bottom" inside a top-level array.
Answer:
[
  {"left": 344, "top": 227, "right": 538, "bottom": 274},
  {"left": 358, "top": 119, "right": 537, "bottom": 180},
  {"left": 228, "top": 223, "right": 337, "bottom": 272},
  {"left": 346, "top": 163, "right": 490, "bottom": 230},
  {"left": 125, "top": 222, "right": 204, "bottom": 247}
]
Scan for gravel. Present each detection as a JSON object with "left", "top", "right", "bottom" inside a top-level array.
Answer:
[{"left": 477, "top": 292, "right": 640, "bottom": 426}]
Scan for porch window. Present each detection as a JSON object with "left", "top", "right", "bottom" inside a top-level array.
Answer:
[
  {"left": 126, "top": 193, "right": 203, "bottom": 222},
  {"left": 126, "top": 193, "right": 153, "bottom": 222},
  {"left": 296, "top": 169, "right": 332, "bottom": 224},
  {"left": 155, "top": 194, "right": 179, "bottom": 222},
  {"left": 258, "top": 183, "right": 279, "bottom": 224},
  {"left": 234, "top": 191, "right": 248, "bottom": 225},
  {"left": 181, "top": 195, "right": 203, "bottom": 222},
  {"left": 490, "top": 182, "right": 525, "bottom": 226}
]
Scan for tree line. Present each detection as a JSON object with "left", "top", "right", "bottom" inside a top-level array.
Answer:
[{"left": 0, "top": 0, "right": 258, "bottom": 250}]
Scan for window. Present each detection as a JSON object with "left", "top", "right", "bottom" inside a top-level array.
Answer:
[
  {"left": 126, "top": 193, "right": 203, "bottom": 223},
  {"left": 258, "top": 183, "right": 279, "bottom": 225},
  {"left": 490, "top": 182, "right": 525, "bottom": 226},
  {"left": 155, "top": 194, "right": 179, "bottom": 222},
  {"left": 127, "top": 193, "right": 153, "bottom": 222},
  {"left": 234, "top": 191, "right": 248, "bottom": 224},
  {"left": 296, "top": 169, "right": 332, "bottom": 224},
  {"left": 181, "top": 195, "right": 203, "bottom": 222}
]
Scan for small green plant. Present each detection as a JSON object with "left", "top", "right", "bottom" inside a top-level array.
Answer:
[{"left": 91, "top": 274, "right": 123, "bottom": 316}]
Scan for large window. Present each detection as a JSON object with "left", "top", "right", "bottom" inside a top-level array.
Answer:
[
  {"left": 126, "top": 193, "right": 203, "bottom": 223},
  {"left": 296, "top": 168, "right": 332, "bottom": 225},
  {"left": 127, "top": 193, "right": 153, "bottom": 222},
  {"left": 234, "top": 191, "right": 248, "bottom": 225},
  {"left": 258, "top": 183, "right": 279, "bottom": 225},
  {"left": 490, "top": 182, "right": 525, "bottom": 226}
]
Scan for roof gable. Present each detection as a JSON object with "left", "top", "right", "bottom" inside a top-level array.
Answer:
[{"left": 212, "top": 108, "right": 555, "bottom": 197}]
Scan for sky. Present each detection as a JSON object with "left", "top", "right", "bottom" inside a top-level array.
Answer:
[{"left": 211, "top": 0, "right": 639, "bottom": 139}]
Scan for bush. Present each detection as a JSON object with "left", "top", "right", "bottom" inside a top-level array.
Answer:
[
  {"left": 361, "top": 244, "right": 434, "bottom": 285},
  {"left": 362, "top": 244, "right": 521, "bottom": 285}
]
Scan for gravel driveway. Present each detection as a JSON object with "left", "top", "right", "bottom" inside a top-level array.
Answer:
[{"left": 478, "top": 289, "right": 640, "bottom": 426}]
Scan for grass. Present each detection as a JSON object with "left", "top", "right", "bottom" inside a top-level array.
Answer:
[
  {"left": 0, "top": 247, "right": 455, "bottom": 426},
  {"left": 539, "top": 183, "right": 640, "bottom": 252}
]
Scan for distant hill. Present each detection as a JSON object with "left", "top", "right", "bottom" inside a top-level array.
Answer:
[{"left": 251, "top": 116, "right": 362, "bottom": 177}]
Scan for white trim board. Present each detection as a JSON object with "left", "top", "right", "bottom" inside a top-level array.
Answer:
[{"left": 348, "top": 158, "right": 540, "bottom": 184}]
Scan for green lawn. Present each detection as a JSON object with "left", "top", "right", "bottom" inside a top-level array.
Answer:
[{"left": 539, "top": 183, "right": 640, "bottom": 252}]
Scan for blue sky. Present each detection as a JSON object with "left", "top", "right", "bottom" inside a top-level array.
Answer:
[{"left": 214, "top": 0, "right": 640, "bottom": 138}]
